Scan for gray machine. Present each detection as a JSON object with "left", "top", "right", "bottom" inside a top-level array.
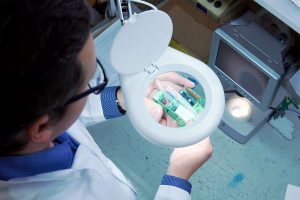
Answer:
[{"left": 208, "top": 22, "right": 287, "bottom": 143}]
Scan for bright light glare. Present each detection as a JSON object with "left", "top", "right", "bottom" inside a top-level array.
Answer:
[
  {"left": 231, "top": 106, "right": 250, "bottom": 118},
  {"left": 226, "top": 97, "right": 252, "bottom": 122}
]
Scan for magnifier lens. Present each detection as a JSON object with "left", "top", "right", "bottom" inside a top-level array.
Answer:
[{"left": 145, "top": 71, "right": 206, "bottom": 128}]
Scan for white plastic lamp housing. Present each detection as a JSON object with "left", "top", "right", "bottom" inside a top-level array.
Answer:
[{"left": 110, "top": 10, "right": 225, "bottom": 147}]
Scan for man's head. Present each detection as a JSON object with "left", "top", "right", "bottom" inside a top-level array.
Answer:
[{"left": 0, "top": 0, "right": 94, "bottom": 154}]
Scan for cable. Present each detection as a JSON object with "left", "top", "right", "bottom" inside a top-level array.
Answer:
[{"left": 287, "top": 109, "right": 300, "bottom": 116}]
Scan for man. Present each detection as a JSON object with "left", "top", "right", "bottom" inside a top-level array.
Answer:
[{"left": 0, "top": 0, "right": 212, "bottom": 199}]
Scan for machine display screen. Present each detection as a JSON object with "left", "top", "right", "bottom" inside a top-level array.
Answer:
[{"left": 216, "top": 40, "right": 269, "bottom": 101}]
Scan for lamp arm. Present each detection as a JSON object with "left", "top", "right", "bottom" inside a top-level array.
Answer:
[{"left": 114, "top": 0, "right": 158, "bottom": 25}]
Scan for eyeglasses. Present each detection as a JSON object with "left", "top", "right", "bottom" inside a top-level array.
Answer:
[{"left": 65, "top": 58, "right": 107, "bottom": 105}]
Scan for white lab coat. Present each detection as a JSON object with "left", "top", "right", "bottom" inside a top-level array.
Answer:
[{"left": 0, "top": 93, "right": 191, "bottom": 200}]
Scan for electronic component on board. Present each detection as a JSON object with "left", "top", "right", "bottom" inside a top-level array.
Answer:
[
  {"left": 179, "top": 86, "right": 205, "bottom": 112},
  {"left": 153, "top": 87, "right": 205, "bottom": 127}
]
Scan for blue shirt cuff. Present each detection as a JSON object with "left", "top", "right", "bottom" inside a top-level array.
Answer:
[
  {"left": 160, "top": 175, "right": 192, "bottom": 194},
  {"left": 100, "top": 86, "right": 124, "bottom": 119}
]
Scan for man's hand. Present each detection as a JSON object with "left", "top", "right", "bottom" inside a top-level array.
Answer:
[
  {"left": 146, "top": 72, "right": 195, "bottom": 99},
  {"left": 167, "top": 137, "right": 213, "bottom": 180},
  {"left": 145, "top": 72, "right": 195, "bottom": 126}
]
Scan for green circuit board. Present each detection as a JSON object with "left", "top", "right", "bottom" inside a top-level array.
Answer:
[
  {"left": 153, "top": 91, "right": 186, "bottom": 127},
  {"left": 179, "top": 87, "right": 205, "bottom": 113},
  {"left": 152, "top": 87, "right": 205, "bottom": 127}
]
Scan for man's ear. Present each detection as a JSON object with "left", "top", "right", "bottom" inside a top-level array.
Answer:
[{"left": 27, "top": 115, "right": 53, "bottom": 143}]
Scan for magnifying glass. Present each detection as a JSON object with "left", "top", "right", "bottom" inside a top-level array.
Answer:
[{"left": 110, "top": 0, "right": 225, "bottom": 147}]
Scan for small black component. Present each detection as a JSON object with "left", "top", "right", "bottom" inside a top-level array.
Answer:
[{"left": 214, "top": 1, "right": 222, "bottom": 8}]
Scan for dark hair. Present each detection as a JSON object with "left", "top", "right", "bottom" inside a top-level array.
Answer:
[{"left": 0, "top": 0, "right": 91, "bottom": 153}]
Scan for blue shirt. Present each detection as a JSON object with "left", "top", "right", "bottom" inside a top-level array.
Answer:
[
  {"left": 101, "top": 86, "right": 124, "bottom": 119},
  {"left": 0, "top": 86, "right": 191, "bottom": 194},
  {"left": 0, "top": 132, "right": 79, "bottom": 181}
]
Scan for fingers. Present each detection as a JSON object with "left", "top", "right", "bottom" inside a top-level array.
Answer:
[
  {"left": 159, "top": 118, "right": 167, "bottom": 126},
  {"left": 147, "top": 72, "right": 195, "bottom": 99},
  {"left": 165, "top": 114, "right": 178, "bottom": 127},
  {"left": 145, "top": 72, "right": 197, "bottom": 127},
  {"left": 145, "top": 98, "right": 163, "bottom": 122},
  {"left": 154, "top": 80, "right": 182, "bottom": 92},
  {"left": 170, "top": 137, "right": 212, "bottom": 161},
  {"left": 149, "top": 88, "right": 159, "bottom": 99},
  {"left": 157, "top": 72, "right": 195, "bottom": 88},
  {"left": 167, "top": 137, "right": 213, "bottom": 180},
  {"left": 145, "top": 82, "right": 155, "bottom": 98}
]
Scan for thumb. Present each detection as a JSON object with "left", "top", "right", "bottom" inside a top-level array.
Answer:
[{"left": 145, "top": 98, "right": 163, "bottom": 122}]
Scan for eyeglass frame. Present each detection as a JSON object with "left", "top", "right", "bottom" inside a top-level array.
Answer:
[{"left": 65, "top": 58, "right": 108, "bottom": 105}]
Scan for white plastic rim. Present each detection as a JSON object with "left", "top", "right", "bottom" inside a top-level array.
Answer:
[
  {"left": 292, "top": 0, "right": 300, "bottom": 7},
  {"left": 120, "top": 48, "right": 225, "bottom": 147},
  {"left": 110, "top": 10, "right": 173, "bottom": 74}
]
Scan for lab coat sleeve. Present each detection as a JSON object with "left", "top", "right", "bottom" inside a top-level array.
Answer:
[
  {"left": 79, "top": 92, "right": 106, "bottom": 127},
  {"left": 155, "top": 185, "right": 191, "bottom": 200}
]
